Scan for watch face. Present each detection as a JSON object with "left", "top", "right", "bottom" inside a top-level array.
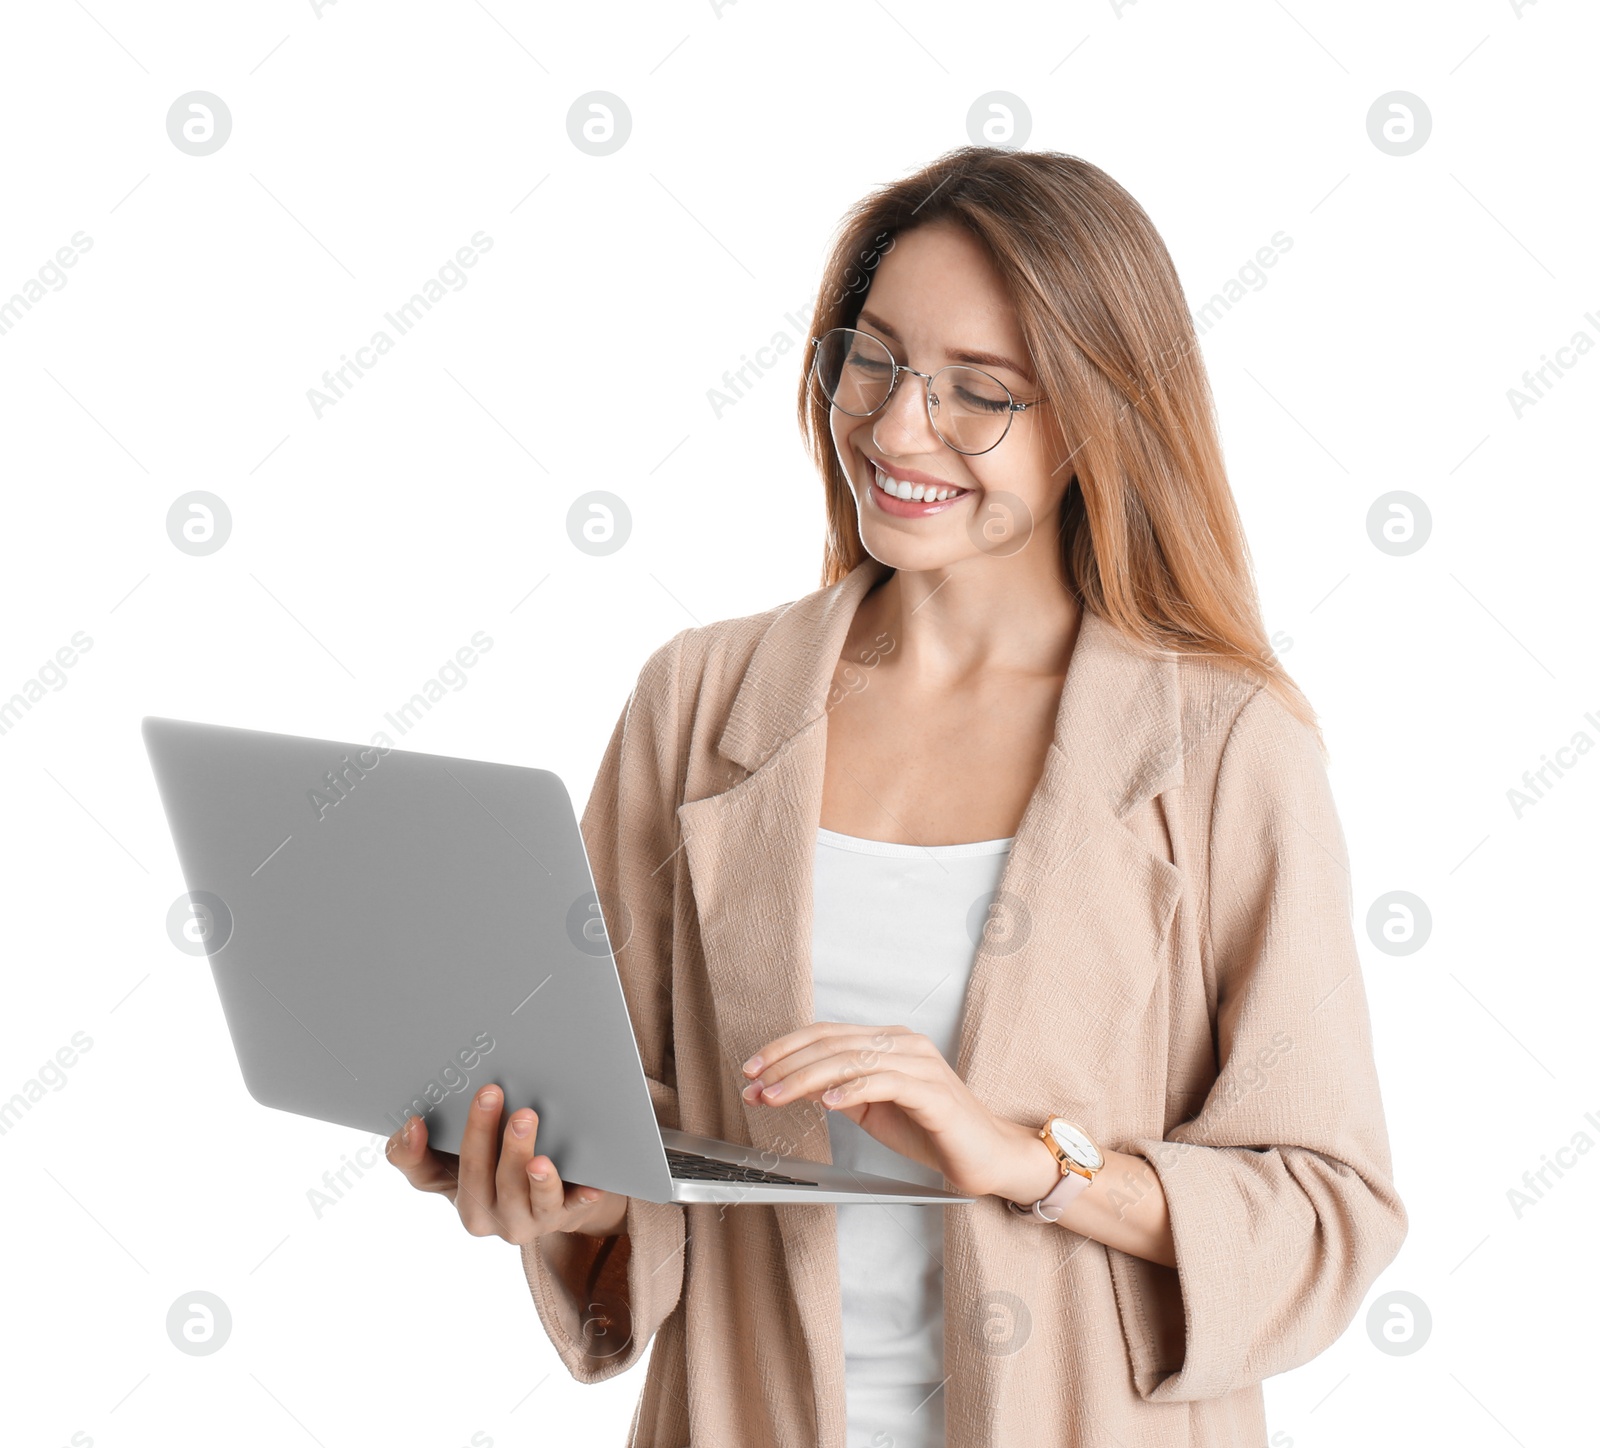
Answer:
[{"left": 1050, "top": 1118, "right": 1103, "bottom": 1172}]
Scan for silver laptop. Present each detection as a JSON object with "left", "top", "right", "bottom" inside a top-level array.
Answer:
[{"left": 142, "top": 718, "right": 972, "bottom": 1207}]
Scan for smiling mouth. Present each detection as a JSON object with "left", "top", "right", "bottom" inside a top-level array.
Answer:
[{"left": 870, "top": 461, "right": 970, "bottom": 504}]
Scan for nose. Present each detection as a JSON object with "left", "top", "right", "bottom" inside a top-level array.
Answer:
[{"left": 871, "top": 370, "right": 942, "bottom": 456}]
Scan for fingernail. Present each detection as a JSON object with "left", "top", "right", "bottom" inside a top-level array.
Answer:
[
  {"left": 761, "top": 1083, "right": 783, "bottom": 1100},
  {"left": 510, "top": 1116, "right": 531, "bottom": 1138},
  {"left": 823, "top": 1088, "right": 843, "bottom": 1105},
  {"left": 743, "top": 1055, "right": 762, "bottom": 1074},
  {"left": 742, "top": 1081, "right": 763, "bottom": 1101},
  {"left": 529, "top": 1168, "right": 548, "bottom": 1182},
  {"left": 401, "top": 1118, "right": 415, "bottom": 1143},
  {"left": 478, "top": 1089, "right": 499, "bottom": 1111}
]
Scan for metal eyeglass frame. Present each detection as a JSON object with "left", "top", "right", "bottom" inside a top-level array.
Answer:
[{"left": 809, "top": 327, "right": 1039, "bottom": 456}]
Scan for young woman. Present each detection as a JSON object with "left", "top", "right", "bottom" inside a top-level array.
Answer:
[{"left": 388, "top": 147, "right": 1407, "bottom": 1448}]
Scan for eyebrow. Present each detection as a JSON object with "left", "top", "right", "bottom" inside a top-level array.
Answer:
[{"left": 857, "top": 309, "right": 1035, "bottom": 383}]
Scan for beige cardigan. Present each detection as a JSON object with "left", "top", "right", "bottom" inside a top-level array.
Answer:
[{"left": 522, "top": 557, "right": 1407, "bottom": 1447}]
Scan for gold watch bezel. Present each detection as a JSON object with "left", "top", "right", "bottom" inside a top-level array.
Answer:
[{"left": 1039, "top": 1116, "right": 1103, "bottom": 1181}]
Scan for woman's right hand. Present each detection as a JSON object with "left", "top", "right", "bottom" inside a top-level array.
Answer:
[{"left": 386, "top": 1084, "right": 629, "bottom": 1243}]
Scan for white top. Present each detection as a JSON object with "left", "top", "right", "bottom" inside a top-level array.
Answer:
[{"left": 811, "top": 825, "right": 1014, "bottom": 1448}]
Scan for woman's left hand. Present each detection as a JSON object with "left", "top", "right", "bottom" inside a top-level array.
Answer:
[{"left": 740, "top": 1022, "right": 1047, "bottom": 1201}]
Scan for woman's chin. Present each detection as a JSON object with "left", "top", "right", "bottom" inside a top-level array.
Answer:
[{"left": 852, "top": 482, "right": 979, "bottom": 568}]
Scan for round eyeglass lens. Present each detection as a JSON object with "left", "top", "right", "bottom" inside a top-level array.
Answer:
[
  {"left": 928, "top": 365, "right": 1015, "bottom": 454},
  {"left": 813, "top": 329, "right": 895, "bottom": 416}
]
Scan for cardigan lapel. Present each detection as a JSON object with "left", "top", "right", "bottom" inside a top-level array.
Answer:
[
  {"left": 677, "top": 554, "right": 1191, "bottom": 1443},
  {"left": 676, "top": 557, "right": 890, "bottom": 1161},
  {"left": 950, "top": 603, "right": 1188, "bottom": 1131}
]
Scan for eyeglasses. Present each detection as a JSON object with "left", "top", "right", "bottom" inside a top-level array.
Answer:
[{"left": 809, "top": 326, "right": 1038, "bottom": 456}]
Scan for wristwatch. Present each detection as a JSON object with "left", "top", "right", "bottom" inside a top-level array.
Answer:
[{"left": 1007, "top": 1116, "right": 1104, "bottom": 1222}]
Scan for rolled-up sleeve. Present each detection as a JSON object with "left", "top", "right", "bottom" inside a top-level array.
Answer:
[
  {"left": 520, "top": 632, "right": 691, "bottom": 1383},
  {"left": 1107, "top": 686, "right": 1408, "bottom": 1401}
]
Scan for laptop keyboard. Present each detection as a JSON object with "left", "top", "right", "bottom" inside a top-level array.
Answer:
[{"left": 665, "top": 1147, "right": 819, "bottom": 1188}]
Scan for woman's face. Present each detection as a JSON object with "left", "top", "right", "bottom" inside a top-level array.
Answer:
[{"left": 828, "top": 222, "right": 1066, "bottom": 573}]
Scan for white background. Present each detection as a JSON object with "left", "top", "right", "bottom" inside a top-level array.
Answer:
[{"left": 2, "top": 2, "right": 1595, "bottom": 1445}]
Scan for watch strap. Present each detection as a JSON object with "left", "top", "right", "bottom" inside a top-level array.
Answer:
[
  {"left": 1007, "top": 1118, "right": 1099, "bottom": 1221},
  {"left": 1031, "top": 1164, "right": 1093, "bottom": 1221}
]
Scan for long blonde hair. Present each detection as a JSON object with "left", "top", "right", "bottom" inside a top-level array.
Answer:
[{"left": 797, "top": 146, "right": 1317, "bottom": 735}]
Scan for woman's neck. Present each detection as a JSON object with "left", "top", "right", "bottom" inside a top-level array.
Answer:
[{"left": 856, "top": 554, "right": 1083, "bottom": 686}]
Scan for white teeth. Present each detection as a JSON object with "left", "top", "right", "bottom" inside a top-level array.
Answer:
[{"left": 874, "top": 466, "right": 963, "bottom": 504}]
